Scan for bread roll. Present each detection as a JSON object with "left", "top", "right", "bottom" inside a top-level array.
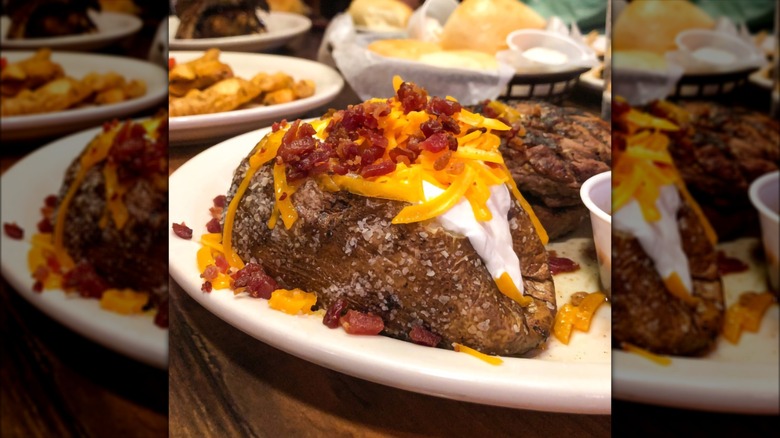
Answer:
[
  {"left": 612, "top": 50, "right": 668, "bottom": 72},
  {"left": 418, "top": 50, "right": 499, "bottom": 70},
  {"left": 440, "top": 0, "right": 546, "bottom": 54},
  {"left": 348, "top": 0, "right": 414, "bottom": 31},
  {"left": 613, "top": 0, "right": 714, "bottom": 54},
  {"left": 367, "top": 39, "right": 442, "bottom": 61}
]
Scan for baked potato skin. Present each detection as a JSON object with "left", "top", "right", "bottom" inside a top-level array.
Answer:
[
  {"left": 225, "top": 158, "right": 556, "bottom": 357},
  {"left": 57, "top": 130, "right": 168, "bottom": 298},
  {"left": 612, "top": 198, "right": 724, "bottom": 356}
]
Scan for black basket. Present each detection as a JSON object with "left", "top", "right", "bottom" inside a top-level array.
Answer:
[
  {"left": 498, "top": 67, "right": 591, "bottom": 104},
  {"left": 670, "top": 67, "right": 760, "bottom": 99}
]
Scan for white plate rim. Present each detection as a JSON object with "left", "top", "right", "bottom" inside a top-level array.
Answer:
[
  {"left": 168, "top": 127, "right": 612, "bottom": 414},
  {"left": 168, "top": 51, "right": 344, "bottom": 144},
  {"left": 0, "top": 11, "right": 142, "bottom": 50},
  {"left": 168, "top": 11, "right": 311, "bottom": 51},
  {"left": 0, "top": 51, "right": 167, "bottom": 137},
  {"left": 0, "top": 125, "right": 168, "bottom": 370},
  {"left": 613, "top": 350, "right": 779, "bottom": 414}
]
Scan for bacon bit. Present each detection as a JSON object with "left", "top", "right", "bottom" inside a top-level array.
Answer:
[
  {"left": 201, "top": 281, "right": 213, "bottom": 293},
  {"left": 172, "top": 222, "right": 193, "bottom": 239},
  {"left": 427, "top": 96, "right": 461, "bottom": 117},
  {"left": 433, "top": 151, "right": 452, "bottom": 171},
  {"left": 419, "top": 132, "right": 452, "bottom": 153},
  {"left": 213, "top": 195, "right": 227, "bottom": 208},
  {"left": 359, "top": 160, "right": 395, "bottom": 178},
  {"left": 231, "top": 262, "right": 278, "bottom": 299},
  {"left": 33, "top": 281, "right": 44, "bottom": 293},
  {"left": 168, "top": 57, "right": 176, "bottom": 69},
  {"left": 205, "top": 217, "right": 221, "bottom": 233},
  {"left": 201, "top": 264, "right": 218, "bottom": 281},
  {"left": 272, "top": 119, "right": 288, "bottom": 132},
  {"left": 548, "top": 255, "right": 581, "bottom": 275},
  {"left": 340, "top": 310, "right": 384, "bottom": 335},
  {"left": 45, "top": 255, "right": 61, "bottom": 274},
  {"left": 717, "top": 251, "right": 749, "bottom": 275},
  {"left": 323, "top": 298, "right": 349, "bottom": 328},
  {"left": 278, "top": 192, "right": 288, "bottom": 201},
  {"left": 155, "top": 299, "right": 169, "bottom": 328},
  {"left": 62, "top": 262, "right": 110, "bottom": 299},
  {"left": 4, "top": 222, "right": 24, "bottom": 239},
  {"left": 397, "top": 81, "right": 428, "bottom": 113},
  {"left": 44, "top": 195, "right": 58, "bottom": 208},
  {"left": 37, "top": 217, "right": 53, "bottom": 233},
  {"left": 409, "top": 325, "right": 441, "bottom": 347},
  {"left": 33, "top": 265, "right": 50, "bottom": 283},
  {"left": 214, "top": 254, "right": 229, "bottom": 273}
]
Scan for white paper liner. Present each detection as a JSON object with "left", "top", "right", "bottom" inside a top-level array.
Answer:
[
  {"left": 323, "top": 4, "right": 602, "bottom": 103},
  {"left": 326, "top": 13, "right": 515, "bottom": 104}
]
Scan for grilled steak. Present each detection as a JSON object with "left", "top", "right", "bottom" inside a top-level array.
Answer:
[
  {"left": 5, "top": 0, "right": 100, "bottom": 39},
  {"left": 475, "top": 101, "right": 612, "bottom": 240},
  {"left": 175, "top": 0, "right": 268, "bottom": 39},
  {"left": 648, "top": 101, "right": 780, "bottom": 240}
]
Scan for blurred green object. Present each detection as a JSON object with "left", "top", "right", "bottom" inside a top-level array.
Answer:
[
  {"left": 694, "top": 0, "right": 775, "bottom": 32},
  {"left": 522, "top": 0, "right": 607, "bottom": 32}
]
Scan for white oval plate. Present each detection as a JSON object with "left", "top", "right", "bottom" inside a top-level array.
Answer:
[
  {"left": 168, "top": 11, "right": 311, "bottom": 52},
  {"left": 0, "top": 126, "right": 168, "bottom": 370},
  {"left": 613, "top": 238, "right": 779, "bottom": 414},
  {"left": 169, "top": 127, "right": 611, "bottom": 414},
  {"left": 0, "top": 51, "right": 167, "bottom": 141},
  {"left": 168, "top": 51, "right": 344, "bottom": 145},
  {"left": 0, "top": 11, "right": 142, "bottom": 51}
]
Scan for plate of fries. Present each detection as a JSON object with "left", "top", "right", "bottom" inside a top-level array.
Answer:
[
  {"left": 168, "top": 50, "right": 344, "bottom": 145},
  {"left": 1, "top": 50, "right": 167, "bottom": 141},
  {"left": 0, "top": 11, "right": 142, "bottom": 52}
]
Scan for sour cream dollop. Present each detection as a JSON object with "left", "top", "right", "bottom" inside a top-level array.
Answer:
[
  {"left": 613, "top": 184, "right": 693, "bottom": 292},
  {"left": 423, "top": 182, "right": 524, "bottom": 294}
]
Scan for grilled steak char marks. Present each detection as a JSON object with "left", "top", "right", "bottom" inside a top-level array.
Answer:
[
  {"left": 57, "top": 118, "right": 168, "bottom": 303},
  {"left": 475, "top": 101, "right": 612, "bottom": 239},
  {"left": 175, "top": 0, "right": 268, "bottom": 39},
  {"left": 224, "top": 156, "right": 556, "bottom": 357},
  {"left": 6, "top": 0, "right": 101, "bottom": 39},
  {"left": 612, "top": 194, "right": 724, "bottom": 356},
  {"left": 648, "top": 101, "right": 780, "bottom": 240}
]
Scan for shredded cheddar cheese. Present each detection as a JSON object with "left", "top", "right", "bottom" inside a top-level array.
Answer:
[
  {"left": 613, "top": 105, "right": 716, "bottom": 244},
  {"left": 100, "top": 289, "right": 150, "bottom": 315},
  {"left": 268, "top": 288, "right": 318, "bottom": 315},
  {"left": 553, "top": 292, "right": 607, "bottom": 345},
  {"left": 453, "top": 343, "right": 504, "bottom": 365},
  {"left": 722, "top": 292, "right": 776, "bottom": 344},
  {"left": 621, "top": 342, "right": 672, "bottom": 366}
]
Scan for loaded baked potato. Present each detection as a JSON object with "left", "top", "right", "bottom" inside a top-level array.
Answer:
[
  {"left": 30, "top": 111, "right": 169, "bottom": 326},
  {"left": 209, "top": 79, "right": 556, "bottom": 356},
  {"left": 611, "top": 103, "right": 724, "bottom": 356}
]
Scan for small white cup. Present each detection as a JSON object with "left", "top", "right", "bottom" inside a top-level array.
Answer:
[
  {"left": 749, "top": 171, "right": 780, "bottom": 293},
  {"left": 580, "top": 171, "right": 612, "bottom": 297}
]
